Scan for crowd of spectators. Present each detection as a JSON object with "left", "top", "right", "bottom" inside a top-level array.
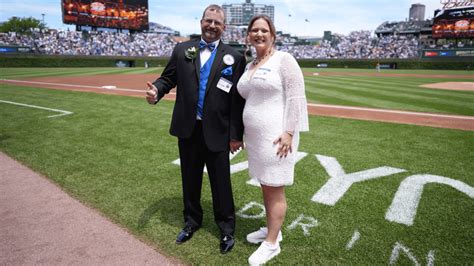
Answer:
[
  {"left": 0, "top": 30, "right": 176, "bottom": 56},
  {"left": 223, "top": 27, "right": 420, "bottom": 59},
  {"left": 278, "top": 33, "right": 419, "bottom": 59},
  {"left": 422, "top": 39, "right": 474, "bottom": 49},
  {"left": 375, "top": 20, "right": 431, "bottom": 35},
  {"left": 0, "top": 26, "right": 420, "bottom": 59}
]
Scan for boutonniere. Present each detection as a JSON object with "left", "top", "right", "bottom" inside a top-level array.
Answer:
[
  {"left": 185, "top": 47, "right": 198, "bottom": 61},
  {"left": 221, "top": 66, "right": 233, "bottom": 76}
]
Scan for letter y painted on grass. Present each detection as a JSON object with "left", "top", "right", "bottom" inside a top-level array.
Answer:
[{"left": 311, "top": 155, "right": 406, "bottom": 206}]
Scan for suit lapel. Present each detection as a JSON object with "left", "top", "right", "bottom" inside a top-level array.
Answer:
[
  {"left": 205, "top": 43, "right": 224, "bottom": 95},
  {"left": 193, "top": 40, "right": 201, "bottom": 81}
]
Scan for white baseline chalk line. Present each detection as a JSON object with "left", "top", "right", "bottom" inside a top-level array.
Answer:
[
  {"left": 1, "top": 79, "right": 176, "bottom": 94},
  {"left": 4, "top": 79, "right": 469, "bottom": 120},
  {"left": 0, "top": 100, "right": 73, "bottom": 118},
  {"left": 308, "top": 103, "right": 474, "bottom": 120},
  {"left": 1, "top": 79, "right": 140, "bottom": 92}
]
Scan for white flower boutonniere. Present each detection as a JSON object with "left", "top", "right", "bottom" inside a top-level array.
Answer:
[{"left": 185, "top": 47, "right": 198, "bottom": 61}]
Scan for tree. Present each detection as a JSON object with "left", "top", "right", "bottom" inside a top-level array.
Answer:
[{"left": 0, "top": 17, "right": 46, "bottom": 34}]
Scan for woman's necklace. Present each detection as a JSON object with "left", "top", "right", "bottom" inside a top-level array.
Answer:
[{"left": 252, "top": 48, "right": 273, "bottom": 66}]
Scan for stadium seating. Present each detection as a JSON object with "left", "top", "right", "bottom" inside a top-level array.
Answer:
[{"left": 0, "top": 26, "right": 420, "bottom": 59}]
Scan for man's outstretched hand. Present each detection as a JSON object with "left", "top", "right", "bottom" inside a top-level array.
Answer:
[{"left": 146, "top": 81, "right": 158, "bottom": 104}]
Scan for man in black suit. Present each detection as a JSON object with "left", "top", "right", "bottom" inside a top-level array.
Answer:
[{"left": 145, "top": 4, "right": 245, "bottom": 254}]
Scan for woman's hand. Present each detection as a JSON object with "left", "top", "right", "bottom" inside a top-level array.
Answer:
[
  {"left": 230, "top": 140, "right": 243, "bottom": 154},
  {"left": 273, "top": 132, "right": 293, "bottom": 158}
]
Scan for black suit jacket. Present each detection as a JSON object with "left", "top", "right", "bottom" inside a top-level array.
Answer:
[{"left": 153, "top": 39, "right": 246, "bottom": 152}]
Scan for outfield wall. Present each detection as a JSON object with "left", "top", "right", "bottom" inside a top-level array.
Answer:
[
  {"left": 0, "top": 54, "right": 472, "bottom": 70},
  {"left": 299, "top": 58, "right": 473, "bottom": 70},
  {"left": 0, "top": 54, "right": 169, "bottom": 68}
]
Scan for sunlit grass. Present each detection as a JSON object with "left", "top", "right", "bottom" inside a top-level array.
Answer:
[{"left": 1, "top": 85, "right": 472, "bottom": 264}]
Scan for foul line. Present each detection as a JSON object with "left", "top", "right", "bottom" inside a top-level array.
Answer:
[
  {"left": 2, "top": 79, "right": 470, "bottom": 121},
  {"left": 307, "top": 103, "right": 474, "bottom": 120},
  {"left": 0, "top": 100, "right": 73, "bottom": 118},
  {"left": 0, "top": 79, "right": 176, "bottom": 94},
  {"left": 1, "top": 79, "right": 140, "bottom": 92}
]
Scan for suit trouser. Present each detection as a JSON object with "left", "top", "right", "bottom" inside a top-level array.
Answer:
[{"left": 178, "top": 120, "right": 235, "bottom": 236}]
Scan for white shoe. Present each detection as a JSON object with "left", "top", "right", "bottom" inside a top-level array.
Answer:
[
  {"left": 246, "top": 227, "right": 282, "bottom": 244},
  {"left": 248, "top": 241, "right": 281, "bottom": 265},
  {"left": 246, "top": 178, "right": 261, "bottom": 187}
]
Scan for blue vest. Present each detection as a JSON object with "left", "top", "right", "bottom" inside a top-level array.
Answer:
[{"left": 197, "top": 49, "right": 217, "bottom": 119}]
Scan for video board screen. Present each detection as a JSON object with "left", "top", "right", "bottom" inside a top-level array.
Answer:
[
  {"left": 62, "top": 0, "right": 149, "bottom": 31},
  {"left": 432, "top": 7, "right": 474, "bottom": 38},
  {"left": 433, "top": 18, "right": 474, "bottom": 38}
]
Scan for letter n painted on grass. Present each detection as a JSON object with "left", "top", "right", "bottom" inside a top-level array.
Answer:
[{"left": 389, "top": 242, "right": 435, "bottom": 266}]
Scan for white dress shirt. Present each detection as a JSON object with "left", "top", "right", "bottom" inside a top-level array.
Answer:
[{"left": 200, "top": 39, "right": 220, "bottom": 68}]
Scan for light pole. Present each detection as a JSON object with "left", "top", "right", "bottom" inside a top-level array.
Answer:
[
  {"left": 304, "top": 18, "right": 310, "bottom": 37},
  {"left": 288, "top": 14, "right": 292, "bottom": 35},
  {"left": 41, "top": 13, "right": 45, "bottom": 26}
]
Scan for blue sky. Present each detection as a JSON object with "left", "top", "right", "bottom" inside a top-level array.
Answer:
[{"left": 0, "top": 0, "right": 443, "bottom": 36}]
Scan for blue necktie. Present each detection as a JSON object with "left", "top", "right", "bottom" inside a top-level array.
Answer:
[{"left": 199, "top": 40, "right": 216, "bottom": 51}]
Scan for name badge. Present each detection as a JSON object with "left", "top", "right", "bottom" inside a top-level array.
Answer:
[
  {"left": 253, "top": 68, "right": 271, "bottom": 81},
  {"left": 217, "top": 77, "right": 232, "bottom": 93}
]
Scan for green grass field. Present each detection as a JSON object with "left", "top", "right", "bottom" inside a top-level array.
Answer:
[
  {"left": 1, "top": 68, "right": 473, "bottom": 264},
  {"left": 2, "top": 67, "right": 473, "bottom": 116}
]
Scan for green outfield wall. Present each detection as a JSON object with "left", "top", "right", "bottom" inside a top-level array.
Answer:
[
  {"left": 299, "top": 58, "right": 473, "bottom": 70},
  {"left": 0, "top": 54, "right": 472, "bottom": 70},
  {"left": 0, "top": 54, "right": 169, "bottom": 68}
]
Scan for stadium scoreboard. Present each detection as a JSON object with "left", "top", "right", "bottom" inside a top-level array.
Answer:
[
  {"left": 432, "top": 6, "right": 474, "bottom": 38},
  {"left": 62, "top": 0, "right": 149, "bottom": 31}
]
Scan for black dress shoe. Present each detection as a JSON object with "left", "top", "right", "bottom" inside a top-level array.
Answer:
[
  {"left": 220, "top": 235, "right": 235, "bottom": 254},
  {"left": 176, "top": 227, "right": 194, "bottom": 244}
]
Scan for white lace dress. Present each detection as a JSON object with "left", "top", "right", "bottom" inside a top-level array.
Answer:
[{"left": 237, "top": 51, "right": 309, "bottom": 186}]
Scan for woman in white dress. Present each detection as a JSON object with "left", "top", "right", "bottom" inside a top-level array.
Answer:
[{"left": 237, "top": 15, "right": 309, "bottom": 265}]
